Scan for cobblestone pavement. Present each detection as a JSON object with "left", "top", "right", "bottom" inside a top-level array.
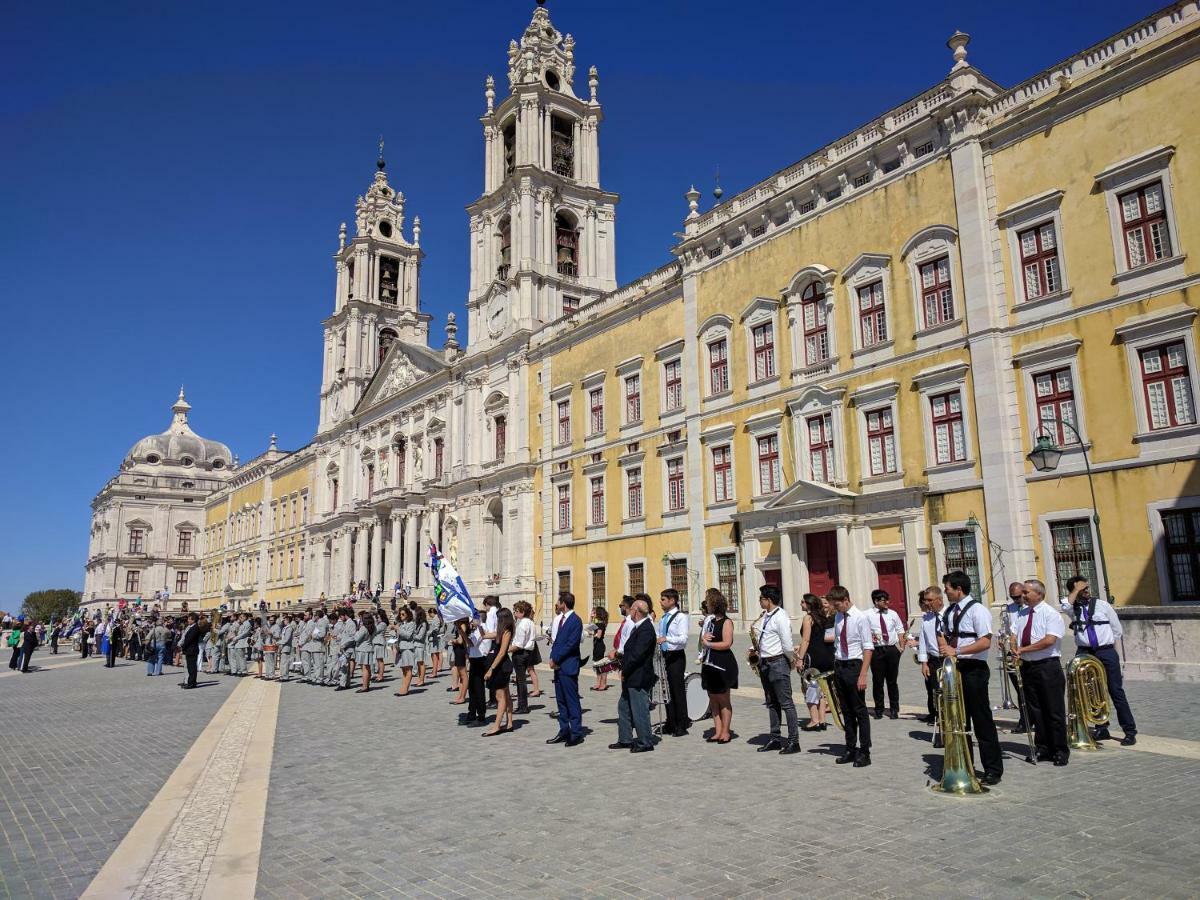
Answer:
[{"left": 0, "top": 656, "right": 235, "bottom": 900}]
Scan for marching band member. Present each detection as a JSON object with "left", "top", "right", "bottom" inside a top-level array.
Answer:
[
  {"left": 656, "top": 588, "right": 691, "bottom": 737},
  {"left": 829, "top": 586, "right": 873, "bottom": 767},
  {"left": 372, "top": 611, "right": 389, "bottom": 683},
  {"left": 700, "top": 591, "right": 737, "bottom": 744},
  {"left": 304, "top": 608, "right": 329, "bottom": 686},
  {"left": 938, "top": 571, "right": 1002, "bottom": 786},
  {"left": 1003, "top": 582, "right": 1027, "bottom": 732},
  {"left": 262, "top": 615, "right": 279, "bottom": 680},
  {"left": 868, "top": 589, "right": 906, "bottom": 720},
  {"left": 231, "top": 612, "right": 252, "bottom": 677},
  {"left": 753, "top": 585, "right": 800, "bottom": 755},
  {"left": 1014, "top": 579, "right": 1068, "bottom": 765},
  {"left": 278, "top": 614, "right": 295, "bottom": 682},
  {"left": 1060, "top": 576, "right": 1137, "bottom": 745},
  {"left": 354, "top": 611, "right": 376, "bottom": 693},
  {"left": 916, "top": 586, "right": 945, "bottom": 728},
  {"left": 612, "top": 598, "right": 656, "bottom": 753}
]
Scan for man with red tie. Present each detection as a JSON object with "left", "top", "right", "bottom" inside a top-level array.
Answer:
[
  {"left": 868, "top": 589, "right": 906, "bottom": 720},
  {"left": 829, "top": 586, "right": 874, "bottom": 767},
  {"left": 547, "top": 592, "right": 585, "bottom": 747},
  {"left": 1014, "top": 578, "right": 1068, "bottom": 766}
]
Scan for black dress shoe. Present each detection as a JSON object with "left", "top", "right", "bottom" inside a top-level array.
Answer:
[
  {"left": 546, "top": 734, "right": 568, "bottom": 744},
  {"left": 515, "top": 707, "right": 530, "bottom": 715},
  {"left": 778, "top": 741, "right": 801, "bottom": 755},
  {"left": 835, "top": 752, "right": 856, "bottom": 764},
  {"left": 853, "top": 752, "right": 872, "bottom": 767},
  {"left": 672, "top": 729, "right": 690, "bottom": 738},
  {"left": 608, "top": 742, "right": 633, "bottom": 750},
  {"left": 886, "top": 710, "right": 898, "bottom": 720},
  {"left": 630, "top": 744, "right": 654, "bottom": 753},
  {"left": 1053, "top": 753, "right": 1070, "bottom": 767},
  {"left": 1094, "top": 728, "right": 1112, "bottom": 741},
  {"left": 871, "top": 710, "right": 883, "bottom": 720},
  {"left": 979, "top": 773, "right": 1002, "bottom": 786},
  {"left": 756, "top": 738, "right": 783, "bottom": 753},
  {"left": 1036, "top": 749, "right": 1054, "bottom": 762},
  {"left": 1120, "top": 734, "right": 1137, "bottom": 746},
  {"left": 565, "top": 736, "right": 584, "bottom": 747},
  {"left": 1012, "top": 719, "right": 1026, "bottom": 733}
]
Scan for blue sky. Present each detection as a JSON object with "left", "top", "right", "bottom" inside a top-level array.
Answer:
[{"left": 0, "top": 0, "right": 1149, "bottom": 600}]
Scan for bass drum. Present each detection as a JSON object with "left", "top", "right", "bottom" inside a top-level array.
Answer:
[{"left": 684, "top": 672, "right": 711, "bottom": 721}]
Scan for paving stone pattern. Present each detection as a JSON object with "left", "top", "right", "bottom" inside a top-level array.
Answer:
[{"left": 0, "top": 657, "right": 234, "bottom": 900}]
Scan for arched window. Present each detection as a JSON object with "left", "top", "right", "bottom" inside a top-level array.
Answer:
[
  {"left": 498, "top": 216, "right": 512, "bottom": 280},
  {"left": 555, "top": 212, "right": 578, "bottom": 277},
  {"left": 378, "top": 328, "right": 398, "bottom": 367},
  {"left": 393, "top": 438, "right": 406, "bottom": 487},
  {"left": 502, "top": 120, "right": 516, "bottom": 178},
  {"left": 551, "top": 114, "right": 575, "bottom": 178}
]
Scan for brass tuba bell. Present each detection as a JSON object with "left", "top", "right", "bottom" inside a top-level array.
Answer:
[
  {"left": 1066, "top": 654, "right": 1111, "bottom": 751},
  {"left": 931, "top": 655, "right": 989, "bottom": 796},
  {"left": 802, "top": 667, "right": 845, "bottom": 733}
]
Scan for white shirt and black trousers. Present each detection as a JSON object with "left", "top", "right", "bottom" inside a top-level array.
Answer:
[
  {"left": 916, "top": 611, "right": 941, "bottom": 724},
  {"left": 1063, "top": 597, "right": 1137, "bottom": 738},
  {"left": 1015, "top": 601, "right": 1068, "bottom": 762},
  {"left": 942, "top": 597, "right": 1003, "bottom": 780},
  {"left": 755, "top": 608, "right": 798, "bottom": 746},
  {"left": 833, "top": 608, "right": 873, "bottom": 756},
  {"left": 659, "top": 609, "right": 691, "bottom": 736},
  {"left": 869, "top": 608, "right": 904, "bottom": 717}
]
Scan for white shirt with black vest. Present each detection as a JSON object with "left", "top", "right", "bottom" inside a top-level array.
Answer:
[
  {"left": 941, "top": 595, "right": 992, "bottom": 661},
  {"left": 1058, "top": 596, "right": 1122, "bottom": 648},
  {"left": 1014, "top": 601, "right": 1064, "bottom": 661},
  {"left": 833, "top": 606, "right": 874, "bottom": 662},
  {"left": 753, "top": 607, "right": 794, "bottom": 659}
]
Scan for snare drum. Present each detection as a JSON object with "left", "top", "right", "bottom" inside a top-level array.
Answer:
[
  {"left": 263, "top": 644, "right": 278, "bottom": 653},
  {"left": 684, "top": 672, "right": 711, "bottom": 721}
]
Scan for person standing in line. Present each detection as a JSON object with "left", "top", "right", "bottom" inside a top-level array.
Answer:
[
  {"left": 252, "top": 616, "right": 266, "bottom": 678},
  {"left": 510, "top": 601, "right": 536, "bottom": 715},
  {"left": 589, "top": 607, "right": 610, "bottom": 692},
  {"left": 462, "top": 616, "right": 488, "bottom": 726},
  {"left": 354, "top": 611, "right": 376, "bottom": 693},
  {"left": 304, "top": 609, "right": 329, "bottom": 685},
  {"left": 49, "top": 621, "right": 61, "bottom": 655},
  {"left": 394, "top": 607, "right": 419, "bottom": 697},
  {"left": 231, "top": 613, "right": 252, "bottom": 677},
  {"left": 916, "top": 587, "right": 946, "bottom": 729},
  {"left": 611, "top": 598, "right": 657, "bottom": 753},
  {"left": 547, "top": 592, "right": 584, "bottom": 747},
  {"left": 448, "top": 619, "right": 469, "bottom": 704},
  {"left": 427, "top": 610, "right": 445, "bottom": 679},
  {"left": 938, "top": 570, "right": 1003, "bottom": 786},
  {"left": 753, "top": 585, "right": 800, "bottom": 754},
  {"left": 1003, "top": 581, "right": 1027, "bottom": 732},
  {"left": 867, "top": 589, "right": 906, "bottom": 720},
  {"left": 1060, "top": 576, "right": 1137, "bottom": 746},
  {"left": 413, "top": 607, "right": 430, "bottom": 687},
  {"left": 147, "top": 619, "right": 169, "bottom": 676},
  {"left": 179, "top": 614, "right": 204, "bottom": 689},
  {"left": 17, "top": 622, "right": 39, "bottom": 673},
  {"left": 700, "top": 592, "right": 738, "bottom": 744},
  {"left": 656, "top": 589, "right": 691, "bottom": 737},
  {"left": 262, "top": 615, "right": 279, "bottom": 680},
  {"left": 104, "top": 618, "right": 123, "bottom": 668},
  {"left": 8, "top": 622, "right": 24, "bottom": 670},
  {"left": 482, "top": 608, "right": 516, "bottom": 736},
  {"left": 277, "top": 614, "right": 295, "bottom": 681},
  {"left": 797, "top": 594, "right": 835, "bottom": 731},
  {"left": 829, "top": 585, "right": 874, "bottom": 767},
  {"left": 1014, "top": 578, "right": 1069, "bottom": 766},
  {"left": 372, "top": 611, "right": 389, "bottom": 683}
]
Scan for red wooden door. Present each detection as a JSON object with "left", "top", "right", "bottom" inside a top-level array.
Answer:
[
  {"left": 805, "top": 531, "right": 839, "bottom": 597},
  {"left": 875, "top": 559, "right": 909, "bottom": 618},
  {"left": 763, "top": 569, "right": 782, "bottom": 590}
]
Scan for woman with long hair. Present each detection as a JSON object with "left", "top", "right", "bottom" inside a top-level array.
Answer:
[
  {"left": 372, "top": 610, "right": 389, "bottom": 683},
  {"left": 413, "top": 607, "right": 429, "bottom": 687},
  {"left": 589, "top": 606, "right": 611, "bottom": 691},
  {"left": 356, "top": 611, "right": 376, "bottom": 693},
  {"left": 428, "top": 609, "right": 445, "bottom": 678},
  {"left": 394, "top": 607, "right": 417, "bottom": 696},
  {"left": 798, "top": 593, "right": 835, "bottom": 731},
  {"left": 700, "top": 592, "right": 738, "bottom": 744},
  {"left": 483, "top": 608, "right": 516, "bottom": 736}
]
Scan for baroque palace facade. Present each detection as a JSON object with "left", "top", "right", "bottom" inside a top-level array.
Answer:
[{"left": 89, "top": 3, "right": 1200, "bottom": 643}]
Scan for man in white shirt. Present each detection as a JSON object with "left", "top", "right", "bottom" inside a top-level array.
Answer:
[
  {"left": 1015, "top": 578, "right": 1068, "bottom": 765},
  {"left": 938, "top": 571, "right": 1003, "bottom": 785},
  {"left": 1059, "top": 576, "right": 1136, "bottom": 745},
  {"left": 464, "top": 616, "right": 488, "bottom": 726},
  {"left": 608, "top": 596, "right": 633, "bottom": 660},
  {"left": 829, "top": 585, "right": 874, "bottom": 767},
  {"left": 868, "top": 589, "right": 906, "bottom": 720},
  {"left": 656, "top": 589, "right": 691, "bottom": 737},
  {"left": 916, "top": 586, "right": 945, "bottom": 728},
  {"left": 753, "top": 585, "right": 800, "bottom": 754}
]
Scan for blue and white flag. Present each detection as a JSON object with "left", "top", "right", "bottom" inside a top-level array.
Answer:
[{"left": 428, "top": 544, "right": 476, "bottom": 623}]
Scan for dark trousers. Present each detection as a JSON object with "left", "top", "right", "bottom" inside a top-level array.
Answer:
[
  {"left": 1079, "top": 646, "right": 1136, "bottom": 735},
  {"left": 20, "top": 647, "right": 35, "bottom": 672},
  {"left": 512, "top": 652, "right": 530, "bottom": 711},
  {"left": 185, "top": 652, "right": 199, "bottom": 687},
  {"left": 662, "top": 650, "right": 689, "bottom": 733},
  {"left": 1021, "top": 658, "right": 1067, "bottom": 757},
  {"left": 51, "top": 639, "right": 58, "bottom": 655},
  {"left": 834, "top": 660, "right": 871, "bottom": 752},
  {"left": 105, "top": 643, "right": 117, "bottom": 667},
  {"left": 923, "top": 655, "right": 941, "bottom": 721},
  {"left": 870, "top": 645, "right": 901, "bottom": 712},
  {"left": 554, "top": 669, "right": 583, "bottom": 739},
  {"left": 467, "top": 656, "right": 487, "bottom": 721},
  {"left": 956, "top": 659, "right": 1003, "bottom": 777},
  {"left": 758, "top": 656, "right": 798, "bottom": 741},
  {"left": 81, "top": 640, "right": 90, "bottom": 658},
  {"left": 7, "top": 645, "right": 20, "bottom": 670}
]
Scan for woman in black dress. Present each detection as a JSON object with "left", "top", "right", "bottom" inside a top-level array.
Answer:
[
  {"left": 589, "top": 607, "right": 610, "bottom": 691},
  {"left": 798, "top": 593, "right": 836, "bottom": 730},
  {"left": 483, "top": 608, "right": 515, "bottom": 736},
  {"left": 700, "top": 592, "right": 738, "bottom": 744}
]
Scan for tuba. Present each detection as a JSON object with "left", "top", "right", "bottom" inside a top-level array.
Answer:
[
  {"left": 1066, "top": 654, "right": 1110, "bottom": 751},
  {"left": 931, "top": 655, "right": 988, "bottom": 796},
  {"left": 801, "top": 668, "right": 844, "bottom": 732}
]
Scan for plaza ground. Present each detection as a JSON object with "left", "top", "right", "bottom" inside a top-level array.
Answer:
[{"left": 2, "top": 645, "right": 1198, "bottom": 900}]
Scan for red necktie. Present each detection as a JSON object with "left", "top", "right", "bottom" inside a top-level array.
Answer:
[
  {"left": 1021, "top": 610, "right": 1034, "bottom": 645},
  {"left": 840, "top": 616, "right": 849, "bottom": 656},
  {"left": 879, "top": 613, "right": 889, "bottom": 643}
]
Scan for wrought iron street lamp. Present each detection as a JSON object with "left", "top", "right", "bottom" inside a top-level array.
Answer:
[{"left": 1025, "top": 417, "right": 1112, "bottom": 602}]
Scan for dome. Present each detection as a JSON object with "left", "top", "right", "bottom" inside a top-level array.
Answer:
[{"left": 124, "top": 389, "right": 233, "bottom": 472}]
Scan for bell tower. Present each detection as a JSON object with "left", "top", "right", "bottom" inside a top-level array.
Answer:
[
  {"left": 319, "top": 146, "right": 431, "bottom": 433},
  {"left": 466, "top": 1, "right": 618, "bottom": 349}
]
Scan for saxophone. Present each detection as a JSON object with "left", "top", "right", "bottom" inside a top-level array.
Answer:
[{"left": 747, "top": 612, "right": 764, "bottom": 675}]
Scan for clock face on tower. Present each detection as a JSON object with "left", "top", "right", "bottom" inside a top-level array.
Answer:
[{"left": 487, "top": 295, "right": 509, "bottom": 336}]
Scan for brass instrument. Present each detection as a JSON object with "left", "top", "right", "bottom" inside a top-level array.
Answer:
[
  {"left": 931, "top": 655, "right": 989, "bottom": 796},
  {"left": 996, "top": 614, "right": 1037, "bottom": 764},
  {"left": 651, "top": 646, "right": 671, "bottom": 734},
  {"left": 746, "top": 613, "right": 763, "bottom": 675},
  {"left": 1067, "top": 654, "right": 1110, "bottom": 751},
  {"left": 801, "top": 668, "right": 844, "bottom": 732}
]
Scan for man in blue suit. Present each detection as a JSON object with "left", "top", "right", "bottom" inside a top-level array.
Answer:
[{"left": 547, "top": 592, "right": 585, "bottom": 747}]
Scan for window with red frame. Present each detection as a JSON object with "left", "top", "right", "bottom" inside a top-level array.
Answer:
[
  {"left": 667, "top": 458, "right": 685, "bottom": 511},
  {"left": 752, "top": 322, "right": 776, "bottom": 381},
  {"left": 712, "top": 445, "right": 732, "bottom": 503},
  {"left": 663, "top": 359, "right": 682, "bottom": 410},
  {"left": 557, "top": 484, "right": 571, "bottom": 530},
  {"left": 590, "top": 476, "right": 605, "bottom": 525},
  {"left": 919, "top": 256, "right": 954, "bottom": 327},
  {"left": 801, "top": 283, "right": 828, "bottom": 366},
  {"left": 931, "top": 391, "right": 966, "bottom": 464},
  {"left": 1018, "top": 222, "right": 1061, "bottom": 300},
  {"left": 626, "top": 466, "right": 643, "bottom": 519},
  {"left": 807, "top": 413, "right": 834, "bottom": 483},
  {"left": 556, "top": 400, "right": 570, "bottom": 445},
  {"left": 866, "top": 407, "right": 896, "bottom": 475},
  {"left": 757, "top": 434, "right": 781, "bottom": 494},
  {"left": 1033, "top": 368, "right": 1079, "bottom": 445},
  {"left": 589, "top": 387, "right": 604, "bottom": 434},
  {"left": 858, "top": 281, "right": 887, "bottom": 347},
  {"left": 1120, "top": 182, "right": 1172, "bottom": 268},
  {"left": 175, "top": 571, "right": 188, "bottom": 593},
  {"left": 494, "top": 415, "right": 506, "bottom": 459},
  {"left": 434, "top": 437, "right": 444, "bottom": 478},
  {"left": 708, "top": 339, "right": 729, "bottom": 395},
  {"left": 624, "top": 374, "right": 641, "bottom": 423},
  {"left": 1140, "top": 342, "right": 1196, "bottom": 430}
]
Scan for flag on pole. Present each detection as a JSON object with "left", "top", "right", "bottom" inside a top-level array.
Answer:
[{"left": 427, "top": 544, "right": 476, "bottom": 623}]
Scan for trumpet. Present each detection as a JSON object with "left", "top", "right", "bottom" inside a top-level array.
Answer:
[
  {"left": 931, "top": 655, "right": 988, "bottom": 796},
  {"left": 1067, "top": 654, "right": 1111, "bottom": 751},
  {"left": 801, "top": 667, "right": 844, "bottom": 732}
]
